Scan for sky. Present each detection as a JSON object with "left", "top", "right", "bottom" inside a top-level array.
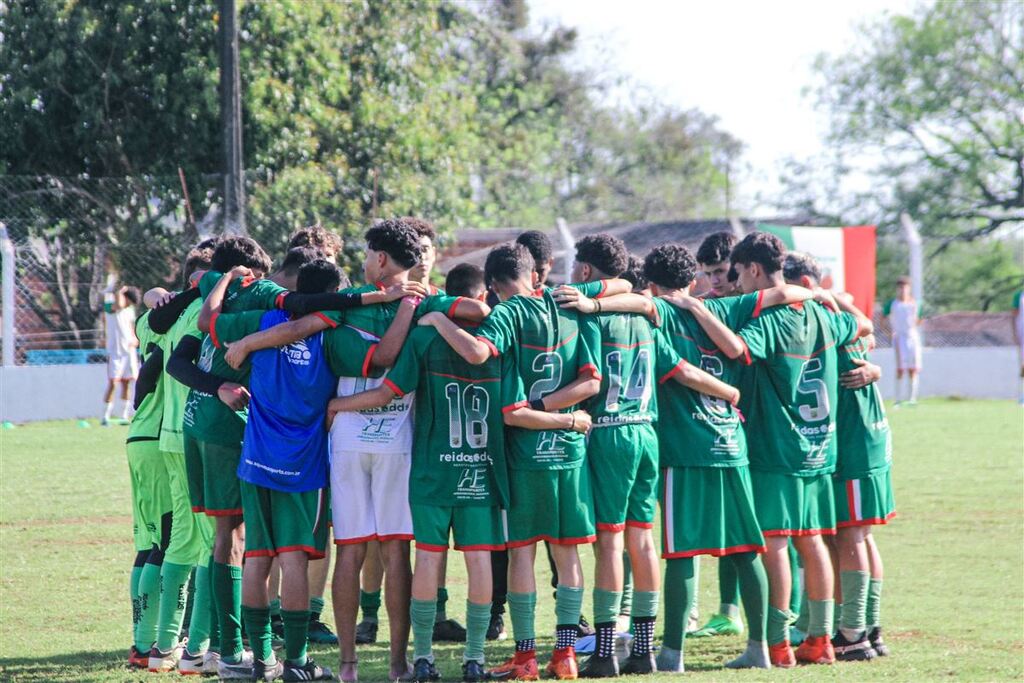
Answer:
[{"left": 529, "top": 0, "right": 917, "bottom": 214}]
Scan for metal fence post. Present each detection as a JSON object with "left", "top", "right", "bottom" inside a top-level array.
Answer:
[
  {"left": 900, "top": 212, "right": 924, "bottom": 303},
  {"left": 1, "top": 223, "right": 15, "bottom": 366}
]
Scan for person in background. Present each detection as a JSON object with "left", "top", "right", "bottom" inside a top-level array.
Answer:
[
  {"left": 103, "top": 284, "right": 142, "bottom": 425},
  {"left": 884, "top": 277, "right": 922, "bottom": 406}
]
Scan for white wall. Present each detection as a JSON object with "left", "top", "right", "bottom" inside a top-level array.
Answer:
[{"left": 0, "top": 346, "right": 1020, "bottom": 423}]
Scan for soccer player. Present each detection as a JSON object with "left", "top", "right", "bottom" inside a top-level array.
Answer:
[
  {"left": 103, "top": 284, "right": 141, "bottom": 424},
  {"left": 287, "top": 224, "right": 344, "bottom": 261},
  {"left": 783, "top": 252, "right": 894, "bottom": 660},
  {"left": 884, "top": 276, "right": 922, "bottom": 405},
  {"left": 421, "top": 243, "right": 603, "bottom": 680},
  {"left": 516, "top": 230, "right": 556, "bottom": 287},
  {"left": 728, "top": 232, "right": 871, "bottom": 667},
  {"left": 696, "top": 231, "right": 739, "bottom": 300}
]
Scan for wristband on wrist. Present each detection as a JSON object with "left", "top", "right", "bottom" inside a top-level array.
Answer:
[
  {"left": 529, "top": 398, "right": 545, "bottom": 411},
  {"left": 570, "top": 413, "right": 576, "bottom": 430},
  {"left": 594, "top": 298, "right": 602, "bottom": 313}
]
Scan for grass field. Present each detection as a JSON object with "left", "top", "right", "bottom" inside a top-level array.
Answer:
[{"left": 1, "top": 399, "right": 1021, "bottom": 682}]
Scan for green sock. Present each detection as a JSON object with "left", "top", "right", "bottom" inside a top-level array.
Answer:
[
  {"left": 309, "top": 596, "right": 325, "bottom": 621},
  {"left": 435, "top": 587, "right": 449, "bottom": 623},
  {"left": 632, "top": 590, "right": 659, "bottom": 619},
  {"left": 620, "top": 551, "right": 633, "bottom": 617},
  {"left": 241, "top": 605, "right": 273, "bottom": 662},
  {"left": 731, "top": 552, "right": 767, "bottom": 642},
  {"left": 808, "top": 599, "right": 834, "bottom": 638},
  {"left": 186, "top": 559, "right": 213, "bottom": 654},
  {"left": 464, "top": 600, "right": 490, "bottom": 664},
  {"left": 130, "top": 563, "right": 143, "bottom": 632},
  {"left": 866, "top": 578, "right": 883, "bottom": 628},
  {"left": 662, "top": 558, "right": 695, "bottom": 650},
  {"left": 718, "top": 557, "right": 740, "bottom": 614},
  {"left": 135, "top": 559, "right": 163, "bottom": 652},
  {"left": 360, "top": 589, "right": 381, "bottom": 623},
  {"left": 155, "top": 561, "right": 193, "bottom": 651},
  {"left": 593, "top": 589, "right": 622, "bottom": 625},
  {"left": 507, "top": 592, "right": 537, "bottom": 642},
  {"left": 213, "top": 562, "right": 244, "bottom": 661},
  {"left": 839, "top": 571, "right": 870, "bottom": 634},
  {"left": 181, "top": 566, "right": 197, "bottom": 637},
  {"left": 269, "top": 598, "right": 282, "bottom": 618},
  {"left": 555, "top": 584, "right": 584, "bottom": 627},
  {"left": 767, "top": 606, "right": 790, "bottom": 645},
  {"left": 282, "top": 609, "right": 310, "bottom": 665},
  {"left": 411, "top": 598, "right": 437, "bottom": 662},
  {"left": 205, "top": 558, "right": 220, "bottom": 653}
]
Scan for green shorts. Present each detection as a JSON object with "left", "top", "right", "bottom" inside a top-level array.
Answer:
[
  {"left": 162, "top": 450, "right": 216, "bottom": 565},
  {"left": 240, "top": 481, "right": 329, "bottom": 559},
  {"left": 184, "top": 433, "right": 204, "bottom": 513},
  {"left": 660, "top": 466, "right": 765, "bottom": 559},
  {"left": 411, "top": 503, "right": 505, "bottom": 552},
  {"left": 505, "top": 466, "right": 595, "bottom": 548},
  {"left": 835, "top": 468, "right": 896, "bottom": 528},
  {"left": 587, "top": 423, "right": 658, "bottom": 531},
  {"left": 126, "top": 439, "right": 172, "bottom": 552},
  {"left": 192, "top": 439, "right": 243, "bottom": 517},
  {"left": 750, "top": 470, "right": 836, "bottom": 537}
]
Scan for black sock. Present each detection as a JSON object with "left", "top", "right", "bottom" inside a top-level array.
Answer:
[
  {"left": 595, "top": 621, "right": 615, "bottom": 658},
  {"left": 515, "top": 638, "right": 535, "bottom": 653},
  {"left": 555, "top": 624, "right": 577, "bottom": 650},
  {"left": 631, "top": 617, "right": 655, "bottom": 656}
]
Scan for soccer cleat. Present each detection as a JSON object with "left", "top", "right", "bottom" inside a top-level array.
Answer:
[
  {"left": 201, "top": 650, "right": 221, "bottom": 675},
  {"left": 619, "top": 652, "right": 655, "bottom": 676},
  {"left": 149, "top": 644, "right": 184, "bottom": 673},
  {"left": 578, "top": 653, "right": 618, "bottom": 678},
  {"left": 794, "top": 635, "right": 835, "bottom": 665},
  {"left": 355, "top": 619, "right": 378, "bottom": 644},
  {"left": 691, "top": 613, "right": 744, "bottom": 638},
  {"left": 768, "top": 641, "right": 796, "bottom": 669},
  {"left": 307, "top": 617, "right": 339, "bottom": 645},
  {"left": 177, "top": 649, "right": 206, "bottom": 675},
  {"left": 489, "top": 651, "right": 539, "bottom": 681},
  {"left": 486, "top": 614, "right": 508, "bottom": 641},
  {"left": 282, "top": 658, "right": 332, "bottom": 681},
  {"left": 128, "top": 645, "right": 149, "bottom": 669},
  {"left": 411, "top": 657, "right": 441, "bottom": 682},
  {"left": 253, "top": 657, "right": 284, "bottom": 681},
  {"left": 832, "top": 631, "right": 877, "bottom": 662},
  {"left": 433, "top": 618, "right": 467, "bottom": 642},
  {"left": 545, "top": 647, "right": 579, "bottom": 680},
  {"left": 577, "top": 616, "right": 595, "bottom": 637},
  {"left": 462, "top": 659, "right": 485, "bottom": 682},
  {"left": 868, "top": 627, "right": 890, "bottom": 657},
  {"left": 217, "top": 650, "right": 255, "bottom": 679}
]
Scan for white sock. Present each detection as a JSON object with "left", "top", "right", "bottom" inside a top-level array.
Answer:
[
  {"left": 121, "top": 400, "right": 133, "bottom": 420},
  {"left": 910, "top": 374, "right": 919, "bottom": 402},
  {"left": 103, "top": 402, "right": 113, "bottom": 420}
]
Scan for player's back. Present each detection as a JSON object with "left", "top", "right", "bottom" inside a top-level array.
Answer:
[
  {"left": 129, "top": 311, "right": 164, "bottom": 441},
  {"left": 588, "top": 312, "right": 657, "bottom": 427},
  {"left": 835, "top": 337, "right": 891, "bottom": 480}
]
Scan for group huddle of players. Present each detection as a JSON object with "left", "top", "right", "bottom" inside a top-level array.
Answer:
[{"left": 123, "top": 218, "right": 895, "bottom": 682}]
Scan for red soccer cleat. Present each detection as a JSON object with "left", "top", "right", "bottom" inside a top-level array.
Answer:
[
  {"left": 769, "top": 640, "right": 796, "bottom": 668},
  {"left": 545, "top": 647, "right": 578, "bottom": 680},
  {"left": 490, "top": 650, "right": 540, "bottom": 681},
  {"left": 795, "top": 634, "right": 836, "bottom": 665}
]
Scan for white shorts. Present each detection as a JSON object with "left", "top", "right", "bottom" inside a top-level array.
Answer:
[
  {"left": 329, "top": 450, "right": 412, "bottom": 544},
  {"left": 108, "top": 353, "right": 139, "bottom": 380},
  {"left": 893, "top": 332, "right": 922, "bottom": 371}
]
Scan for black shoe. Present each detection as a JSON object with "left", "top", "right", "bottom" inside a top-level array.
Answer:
[
  {"left": 282, "top": 657, "right": 333, "bottom": 681},
  {"left": 832, "top": 630, "right": 877, "bottom": 662},
  {"left": 577, "top": 615, "right": 596, "bottom": 637},
  {"left": 412, "top": 657, "right": 441, "bottom": 682},
  {"left": 307, "top": 617, "right": 338, "bottom": 645},
  {"left": 252, "top": 657, "right": 284, "bottom": 681},
  {"left": 461, "top": 659, "right": 485, "bottom": 682},
  {"left": 619, "top": 653, "right": 655, "bottom": 676},
  {"left": 355, "top": 619, "right": 378, "bottom": 645},
  {"left": 868, "top": 626, "right": 890, "bottom": 657},
  {"left": 271, "top": 614, "right": 285, "bottom": 647},
  {"left": 579, "top": 654, "right": 618, "bottom": 678},
  {"left": 486, "top": 614, "right": 507, "bottom": 641},
  {"left": 433, "top": 618, "right": 467, "bottom": 643}
]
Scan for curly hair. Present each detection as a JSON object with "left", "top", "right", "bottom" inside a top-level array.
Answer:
[
  {"left": 574, "top": 234, "right": 629, "bottom": 277},
  {"left": 288, "top": 224, "right": 343, "bottom": 259},
  {"left": 696, "top": 231, "right": 737, "bottom": 266},
  {"left": 485, "top": 244, "right": 535, "bottom": 288},
  {"left": 621, "top": 254, "right": 649, "bottom": 292},
  {"left": 399, "top": 216, "right": 437, "bottom": 243},
  {"left": 730, "top": 231, "right": 785, "bottom": 274},
  {"left": 515, "top": 231, "right": 553, "bottom": 273},
  {"left": 210, "top": 236, "right": 273, "bottom": 275},
  {"left": 182, "top": 238, "right": 217, "bottom": 286},
  {"left": 365, "top": 219, "right": 422, "bottom": 270},
  {"left": 643, "top": 244, "right": 697, "bottom": 290},
  {"left": 297, "top": 258, "right": 344, "bottom": 294},
  {"left": 782, "top": 251, "right": 822, "bottom": 284}
]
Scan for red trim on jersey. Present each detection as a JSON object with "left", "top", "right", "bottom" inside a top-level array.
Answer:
[
  {"left": 204, "top": 507, "right": 243, "bottom": 517},
  {"left": 762, "top": 527, "right": 836, "bottom": 537},
  {"left": 362, "top": 344, "right": 378, "bottom": 378},
  {"left": 476, "top": 336, "right": 500, "bottom": 358},
  {"left": 209, "top": 312, "right": 221, "bottom": 348},
  {"left": 837, "top": 512, "right": 897, "bottom": 529},
  {"left": 415, "top": 542, "right": 449, "bottom": 553},
  {"left": 454, "top": 543, "right": 508, "bottom": 552},
  {"left": 595, "top": 279, "right": 609, "bottom": 299},
  {"left": 191, "top": 506, "right": 205, "bottom": 513},
  {"left": 739, "top": 339, "right": 753, "bottom": 366},
  {"left": 383, "top": 378, "right": 405, "bottom": 398},
  {"left": 753, "top": 289, "right": 766, "bottom": 318},
  {"left": 625, "top": 520, "right": 655, "bottom": 529},
  {"left": 789, "top": 301, "right": 805, "bottom": 311},
  {"left": 602, "top": 339, "right": 655, "bottom": 349},
  {"left": 502, "top": 400, "right": 529, "bottom": 414},
  {"left": 244, "top": 545, "right": 325, "bottom": 560},
  {"left": 505, "top": 534, "right": 597, "bottom": 548},
  {"left": 522, "top": 331, "right": 578, "bottom": 352},
  {"left": 578, "top": 363, "right": 601, "bottom": 380},
  {"left": 846, "top": 480, "right": 858, "bottom": 521},
  {"left": 661, "top": 542, "right": 766, "bottom": 559},
  {"left": 313, "top": 312, "right": 338, "bottom": 329},
  {"left": 597, "top": 522, "right": 626, "bottom": 532},
  {"left": 446, "top": 296, "right": 466, "bottom": 319},
  {"left": 428, "top": 371, "right": 500, "bottom": 383},
  {"left": 240, "top": 276, "right": 256, "bottom": 288},
  {"left": 659, "top": 360, "right": 687, "bottom": 385},
  {"left": 275, "top": 292, "right": 288, "bottom": 309}
]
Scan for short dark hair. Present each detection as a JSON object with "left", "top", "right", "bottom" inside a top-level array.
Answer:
[
  {"left": 210, "top": 236, "right": 272, "bottom": 275},
  {"left": 643, "top": 244, "right": 697, "bottom": 290},
  {"left": 288, "top": 225, "right": 342, "bottom": 258},
  {"left": 574, "top": 234, "right": 629, "bottom": 277},
  {"left": 365, "top": 219, "right": 422, "bottom": 270},
  {"left": 445, "top": 263, "right": 485, "bottom": 298},
  {"left": 183, "top": 238, "right": 217, "bottom": 286},
  {"left": 400, "top": 216, "right": 437, "bottom": 243},
  {"left": 485, "top": 244, "right": 535, "bottom": 288},
  {"left": 123, "top": 286, "right": 141, "bottom": 305},
  {"left": 896, "top": 275, "right": 911, "bottom": 286},
  {"left": 730, "top": 231, "right": 785, "bottom": 274},
  {"left": 280, "top": 246, "right": 321, "bottom": 275},
  {"left": 297, "top": 259, "right": 343, "bottom": 294},
  {"left": 696, "top": 231, "right": 737, "bottom": 266},
  {"left": 783, "top": 252, "right": 822, "bottom": 283},
  {"left": 727, "top": 264, "right": 738, "bottom": 283},
  {"left": 621, "top": 254, "right": 649, "bottom": 291},
  {"left": 515, "top": 231, "right": 553, "bottom": 272}
]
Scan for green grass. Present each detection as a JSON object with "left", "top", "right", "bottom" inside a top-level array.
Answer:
[{"left": 1, "top": 399, "right": 1022, "bottom": 681}]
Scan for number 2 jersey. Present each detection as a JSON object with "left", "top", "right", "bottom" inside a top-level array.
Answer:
[
  {"left": 738, "top": 300, "right": 860, "bottom": 476},
  {"left": 383, "top": 325, "right": 516, "bottom": 508},
  {"left": 475, "top": 288, "right": 602, "bottom": 470}
]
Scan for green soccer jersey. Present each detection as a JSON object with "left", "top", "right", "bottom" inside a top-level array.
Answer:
[
  {"left": 475, "top": 289, "right": 602, "bottom": 470},
  {"left": 159, "top": 297, "right": 203, "bottom": 453},
  {"left": 384, "top": 326, "right": 518, "bottom": 508},
  {"left": 835, "top": 338, "right": 892, "bottom": 479},
  {"left": 651, "top": 297, "right": 748, "bottom": 468},
  {"left": 587, "top": 312, "right": 661, "bottom": 428},
  {"left": 128, "top": 311, "right": 163, "bottom": 441},
  {"left": 738, "top": 301, "right": 860, "bottom": 476},
  {"left": 334, "top": 284, "right": 464, "bottom": 342}
]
